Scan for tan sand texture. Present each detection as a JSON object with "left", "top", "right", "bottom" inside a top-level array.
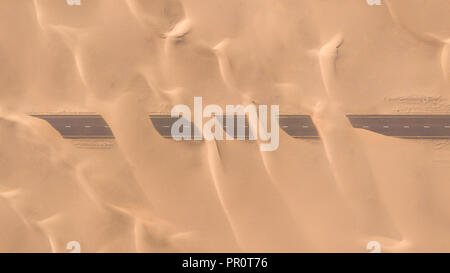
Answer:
[{"left": 0, "top": 0, "right": 450, "bottom": 252}]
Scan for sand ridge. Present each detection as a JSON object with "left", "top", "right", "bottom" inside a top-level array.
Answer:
[{"left": 0, "top": 0, "right": 449, "bottom": 252}]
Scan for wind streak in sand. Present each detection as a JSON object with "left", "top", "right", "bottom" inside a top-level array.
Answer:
[
  {"left": 204, "top": 39, "right": 306, "bottom": 251},
  {"left": 204, "top": 139, "right": 307, "bottom": 251},
  {"left": 214, "top": 39, "right": 238, "bottom": 94},
  {"left": 384, "top": 0, "right": 450, "bottom": 84},
  {"left": 101, "top": 90, "right": 239, "bottom": 251},
  {"left": 313, "top": 34, "right": 400, "bottom": 240},
  {"left": 163, "top": 18, "right": 192, "bottom": 56}
]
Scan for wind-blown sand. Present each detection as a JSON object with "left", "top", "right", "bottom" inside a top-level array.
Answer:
[{"left": 0, "top": 0, "right": 450, "bottom": 252}]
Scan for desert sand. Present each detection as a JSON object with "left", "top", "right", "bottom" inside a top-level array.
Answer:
[{"left": 0, "top": 0, "right": 450, "bottom": 252}]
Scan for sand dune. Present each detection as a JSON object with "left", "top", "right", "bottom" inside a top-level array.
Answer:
[{"left": 0, "top": 0, "right": 449, "bottom": 252}]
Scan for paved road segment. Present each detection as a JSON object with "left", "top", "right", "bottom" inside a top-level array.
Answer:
[{"left": 31, "top": 114, "right": 450, "bottom": 140}]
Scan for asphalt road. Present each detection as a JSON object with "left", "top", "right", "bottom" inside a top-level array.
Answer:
[
  {"left": 31, "top": 115, "right": 114, "bottom": 139},
  {"left": 149, "top": 115, "right": 180, "bottom": 138},
  {"left": 149, "top": 115, "right": 251, "bottom": 140},
  {"left": 347, "top": 115, "right": 450, "bottom": 139},
  {"left": 31, "top": 114, "right": 450, "bottom": 140},
  {"left": 278, "top": 115, "right": 319, "bottom": 138}
]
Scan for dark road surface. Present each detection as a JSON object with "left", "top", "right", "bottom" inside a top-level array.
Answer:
[
  {"left": 31, "top": 114, "right": 450, "bottom": 140},
  {"left": 278, "top": 115, "right": 319, "bottom": 138},
  {"left": 31, "top": 115, "right": 114, "bottom": 139},
  {"left": 347, "top": 115, "right": 450, "bottom": 139}
]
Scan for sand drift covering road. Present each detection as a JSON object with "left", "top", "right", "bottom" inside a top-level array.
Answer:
[{"left": 0, "top": 0, "right": 450, "bottom": 252}]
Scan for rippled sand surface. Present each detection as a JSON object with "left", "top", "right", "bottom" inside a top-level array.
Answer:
[{"left": 1, "top": 0, "right": 450, "bottom": 252}]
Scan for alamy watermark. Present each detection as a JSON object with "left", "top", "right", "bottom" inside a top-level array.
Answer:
[
  {"left": 170, "top": 97, "right": 279, "bottom": 151},
  {"left": 66, "top": 241, "right": 81, "bottom": 253},
  {"left": 66, "top": 0, "right": 81, "bottom": 6},
  {"left": 366, "top": 241, "right": 381, "bottom": 253},
  {"left": 366, "top": 0, "right": 381, "bottom": 6}
]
